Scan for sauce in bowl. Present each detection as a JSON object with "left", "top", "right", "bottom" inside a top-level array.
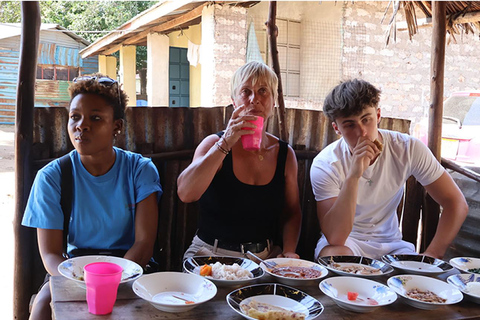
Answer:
[{"left": 270, "top": 266, "right": 323, "bottom": 279}]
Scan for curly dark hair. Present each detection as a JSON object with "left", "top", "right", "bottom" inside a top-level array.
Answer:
[
  {"left": 68, "top": 73, "right": 128, "bottom": 120},
  {"left": 323, "top": 79, "right": 381, "bottom": 122}
]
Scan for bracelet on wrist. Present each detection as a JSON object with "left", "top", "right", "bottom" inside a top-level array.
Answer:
[
  {"left": 215, "top": 141, "right": 229, "bottom": 155},
  {"left": 220, "top": 137, "right": 230, "bottom": 151}
]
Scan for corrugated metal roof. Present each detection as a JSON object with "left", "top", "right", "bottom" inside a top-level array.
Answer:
[{"left": 0, "top": 23, "right": 91, "bottom": 46}]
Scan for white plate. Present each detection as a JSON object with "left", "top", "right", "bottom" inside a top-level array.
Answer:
[
  {"left": 387, "top": 274, "right": 463, "bottom": 309},
  {"left": 447, "top": 273, "right": 480, "bottom": 304},
  {"left": 183, "top": 256, "right": 263, "bottom": 287},
  {"left": 318, "top": 255, "right": 393, "bottom": 277},
  {"left": 132, "top": 272, "right": 217, "bottom": 313},
  {"left": 449, "top": 257, "right": 480, "bottom": 274},
  {"left": 260, "top": 258, "right": 328, "bottom": 286},
  {"left": 58, "top": 255, "right": 142, "bottom": 287},
  {"left": 382, "top": 254, "right": 453, "bottom": 275},
  {"left": 319, "top": 276, "right": 397, "bottom": 313},
  {"left": 227, "top": 283, "right": 323, "bottom": 320}
]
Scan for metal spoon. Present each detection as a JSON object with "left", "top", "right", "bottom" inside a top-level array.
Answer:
[{"left": 246, "top": 251, "right": 277, "bottom": 269}]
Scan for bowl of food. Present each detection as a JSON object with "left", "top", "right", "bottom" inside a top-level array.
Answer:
[
  {"left": 387, "top": 274, "right": 463, "bottom": 310},
  {"left": 319, "top": 276, "right": 397, "bottom": 313},
  {"left": 447, "top": 273, "right": 480, "bottom": 304},
  {"left": 259, "top": 258, "right": 327, "bottom": 286},
  {"left": 382, "top": 254, "right": 453, "bottom": 275},
  {"left": 132, "top": 272, "right": 217, "bottom": 313},
  {"left": 227, "top": 283, "right": 324, "bottom": 320},
  {"left": 58, "top": 255, "right": 143, "bottom": 288},
  {"left": 183, "top": 256, "right": 264, "bottom": 286},
  {"left": 449, "top": 257, "right": 480, "bottom": 275},
  {"left": 318, "top": 255, "right": 393, "bottom": 277}
]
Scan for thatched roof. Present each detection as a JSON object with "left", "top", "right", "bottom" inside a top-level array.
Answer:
[{"left": 386, "top": 1, "right": 480, "bottom": 44}]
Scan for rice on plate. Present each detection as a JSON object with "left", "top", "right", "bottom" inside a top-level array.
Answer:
[
  {"left": 183, "top": 256, "right": 264, "bottom": 287},
  {"left": 210, "top": 262, "right": 253, "bottom": 280}
]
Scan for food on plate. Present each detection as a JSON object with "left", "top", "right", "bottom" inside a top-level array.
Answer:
[
  {"left": 373, "top": 139, "right": 383, "bottom": 152},
  {"left": 466, "top": 282, "right": 480, "bottom": 296},
  {"left": 347, "top": 291, "right": 359, "bottom": 301},
  {"left": 270, "top": 266, "right": 323, "bottom": 279},
  {"left": 406, "top": 288, "right": 446, "bottom": 303},
  {"left": 330, "top": 263, "right": 382, "bottom": 275},
  {"left": 199, "top": 262, "right": 253, "bottom": 280},
  {"left": 346, "top": 291, "right": 378, "bottom": 305},
  {"left": 468, "top": 268, "right": 480, "bottom": 274},
  {"left": 200, "top": 264, "right": 212, "bottom": 277},
  {"left": 240, "top": 299, "right": 306, "bottom": 320}
]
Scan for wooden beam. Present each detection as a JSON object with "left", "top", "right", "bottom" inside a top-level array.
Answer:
[
  {"left": 266, "top": 1, "right": 288, "bottom": 142},
  {"left": 80, "top": 0, "right": 195, "bottom": 58},
  {"left": 423, "top": 0, "right": 446, "bottom": 254},
  {"left": 14, "top": 2, "right": 41, "bottom": 320},
  {"left": 124, "top": 4, "right": 205, "bottom": 46}
]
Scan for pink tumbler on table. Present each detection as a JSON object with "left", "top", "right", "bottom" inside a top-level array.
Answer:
[
  {"left": 84, "top": 262, "right": 123, "bottom": 315},
  {"left": 241, "top": 116, "right": 264, "bottom": 151}
]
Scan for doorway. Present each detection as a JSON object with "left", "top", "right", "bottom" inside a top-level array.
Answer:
[{"left": 169, "top": 47, "right": 189, "bottom": 107}]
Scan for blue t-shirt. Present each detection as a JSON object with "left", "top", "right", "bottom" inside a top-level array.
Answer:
[{"left": 22, "top": 147, "right": 162, "bottom": 254}]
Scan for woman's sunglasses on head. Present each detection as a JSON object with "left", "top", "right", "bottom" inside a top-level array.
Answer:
[{"left": 73, "top": 76, "right": 121, "bottom": 106}]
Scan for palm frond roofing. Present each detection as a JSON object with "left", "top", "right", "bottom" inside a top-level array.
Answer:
[{"left": 386, "top": 1, "right": 480, "bottom": 44}]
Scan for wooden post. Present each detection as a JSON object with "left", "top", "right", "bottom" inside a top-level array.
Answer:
[
  {"left": 266, "top": 1, "right": 288, "bottom": 142},
  {"left": 14, "top": 2, "right": 41, "bottom": 319},
  {"left": 422, "top": 1, "right": 446, "bottom": 251}
]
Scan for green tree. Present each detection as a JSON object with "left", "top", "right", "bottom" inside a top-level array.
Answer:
[{"left": 0, "top": 0, "right": 154, "bottom": 69}]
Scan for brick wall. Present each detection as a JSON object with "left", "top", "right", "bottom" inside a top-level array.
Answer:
[{"left": 343, "top": 1, "right": 480, "bottom": 127}]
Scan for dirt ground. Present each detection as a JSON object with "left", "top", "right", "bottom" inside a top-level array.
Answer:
[{"left": 0, "top": 124, "right": 15, "bottom": 319}]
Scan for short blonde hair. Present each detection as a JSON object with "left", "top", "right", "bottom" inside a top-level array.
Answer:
[{"left": 230, "top": 61, "right": 278, "bottom": 103}]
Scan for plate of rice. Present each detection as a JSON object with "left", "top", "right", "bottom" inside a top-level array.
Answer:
[{"left": 183, "top": 256, "right": 264, "bottom": 286}]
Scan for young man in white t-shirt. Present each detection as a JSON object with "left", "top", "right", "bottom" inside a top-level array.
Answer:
[{"left": 310, "top": 79, "right": 468, "bottom": 260}]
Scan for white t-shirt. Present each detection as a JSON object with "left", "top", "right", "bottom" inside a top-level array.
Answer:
[{"left": 310, "top": 129, "right": 444, "bottom": 243}]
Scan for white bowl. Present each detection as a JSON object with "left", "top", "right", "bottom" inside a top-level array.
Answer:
[
  {"left": 387, "top": 274, "right": 463, "bottom": 310},
  {"left": 382, "top": 254, "right": 453, "bottom": 275},
  {"left": 183, "top": 256, "right": 264, "bottom": 287},
  {"left": 227, "top": 283, "right": 324, "bottom": 320},
  {"left": 319, "top": 276, "right": 397, "bottom": 313},
  {"left": 259, "top": 258, "right": 328, "bottom": 286},
  {"left": 58, "top": 255, "right": 143, "bottom": 288},
  {"left": 450, "top": 257, "right": 480, "bottom": 274},
  {"left": 132, "top": 272, "right": 217, "bottom": 313},
  {"left": 318, "top": 255, "right": 393, "bottom": 278},
  {"left": 447, "top": 273, "right": 480, "bottom": 304}
]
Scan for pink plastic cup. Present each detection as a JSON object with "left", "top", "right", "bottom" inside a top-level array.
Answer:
[
  {"left": 84, "top": 262, "right": 123, "bottom": 315},
  {"left": 241, "top": 116, "right": 264, "bottom": 151}
]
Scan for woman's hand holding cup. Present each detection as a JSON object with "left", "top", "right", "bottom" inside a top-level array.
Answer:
[{"left": 223, "top": 105, "right": 259, "bottom": 149}]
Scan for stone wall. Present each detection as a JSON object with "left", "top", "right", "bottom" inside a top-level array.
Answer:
[{"left": 343, "top": 1, "right": 480, "bottom": 127}]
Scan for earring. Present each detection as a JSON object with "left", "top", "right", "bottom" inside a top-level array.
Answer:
[{"left": 117, "top": 130, "right": 121, "bottom": 134}]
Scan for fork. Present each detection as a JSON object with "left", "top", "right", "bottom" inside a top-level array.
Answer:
[{"left": 246, "top": 251, "right": 277, "bottom": 269}]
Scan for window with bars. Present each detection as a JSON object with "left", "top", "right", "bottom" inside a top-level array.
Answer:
[
  {"left": 36, "top": 65, "right": 79, "bottom": 81},
  {"left": 276, "top": 19, "right": 301, "bottom": 98},
  {"left": 250, "top": 17, "right": 301, "bottom": 98}
]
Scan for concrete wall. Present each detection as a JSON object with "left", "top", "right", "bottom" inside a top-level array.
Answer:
[{"left": 343, "top": 1, "right": 480, "bottom": 127}]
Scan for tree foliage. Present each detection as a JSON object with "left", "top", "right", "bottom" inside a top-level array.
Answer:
[{"left": 0, "top": 0, "right": 155, "bottom": 69}]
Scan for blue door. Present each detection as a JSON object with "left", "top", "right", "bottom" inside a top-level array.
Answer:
[{"left": 169, "top": 47, "right": 189, "bottom": 107}]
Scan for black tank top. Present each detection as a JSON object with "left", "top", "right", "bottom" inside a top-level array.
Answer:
[{"left": 198, "top": 135, "right": 288, "bottom": 244}]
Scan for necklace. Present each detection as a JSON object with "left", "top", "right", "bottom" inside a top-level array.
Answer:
[
  {"left": 366, "top": 179, "right": 373, "bottom": 186},
  {"left": 258, "top": 154, "right": 264, "bottom": 161}
]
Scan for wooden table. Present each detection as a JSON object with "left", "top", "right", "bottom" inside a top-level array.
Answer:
[{"left": 51, "top": 270, "right": 480, "bottom": 320}]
